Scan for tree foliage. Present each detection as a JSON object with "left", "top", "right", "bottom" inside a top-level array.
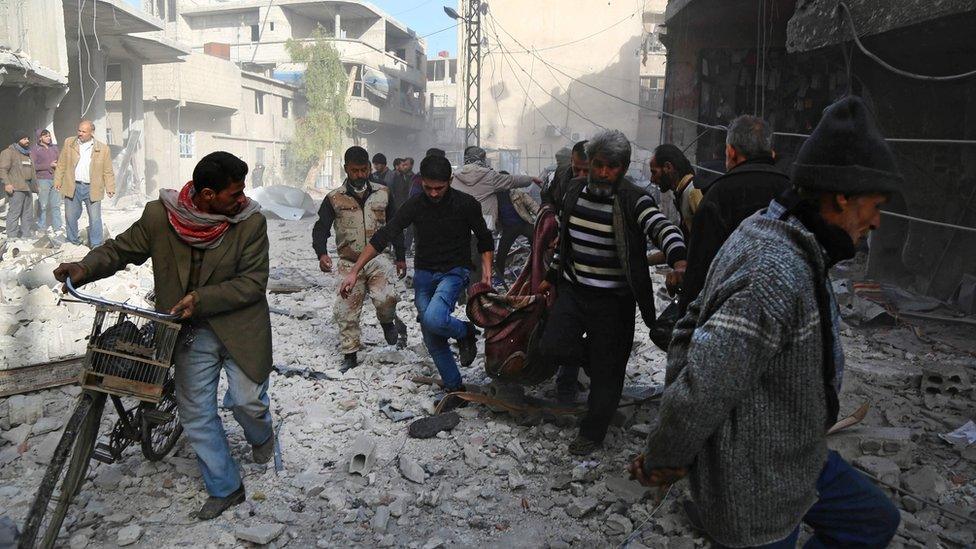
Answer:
[{"left": 286, "top": 27, "right": 351, "bottom": 173}]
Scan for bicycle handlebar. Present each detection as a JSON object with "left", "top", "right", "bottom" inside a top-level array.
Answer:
[{"left": 65, "top": 277, "right": 182, "bottom": 322}]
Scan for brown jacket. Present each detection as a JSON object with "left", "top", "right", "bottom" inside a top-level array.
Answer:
[
  {"left": 0, "top": 144, "right": 36, "bottom": 192},
  {"left": 78, "top": 201, "right": 273, "bottom": 383},
  {"left": 54, "top": 136, "right": 115, "bottom": 201}
]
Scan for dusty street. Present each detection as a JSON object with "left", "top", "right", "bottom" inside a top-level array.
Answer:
[{"left": 1, "top": 208, "right": 974, "bottom": 548}]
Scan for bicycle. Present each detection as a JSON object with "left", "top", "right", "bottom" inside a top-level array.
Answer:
[{"left": 19, "top": 278, "right": 185, "bottom": 549}]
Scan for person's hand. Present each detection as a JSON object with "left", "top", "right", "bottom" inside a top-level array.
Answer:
[
  {"left": 54, "top": 180, "right": 61, "bottom": 190},
  {"left": 628, "top": 454, "right": 687, "bottom": 487},
  {"left": 3, "top": 184, "right": 12, "bottom": 194},
  {"left": 665, "top": 260, "right": 687, "bottom": 296},
  {"left": 50, "top": 160, "right": 57, "bottom": 169},
  {"left": 481, "top": 271, "right": 492, "bottom": 286},
  {"left": 107, "top": 191, "right": 115, "bottom": 198},
  {"left": 338, "top": 271, "right": 358, "bottom": 299},
  {"left": 538, "top": 280, "right": 552, "bottom": 295},
  {"left": 395, "top": 261, "right": 407, "bottom": 279},
  {"left": 531, "top": 177, "right": 544, "bottom": 186},
  {"left": 53, "top": 262, "right": 87, "bottom": 292},
  {"left": 170, "top": 292, "right": 199, "bottom": 320},
  {"left": 319, "top": 254, "right": 333, "bottom": 273}
]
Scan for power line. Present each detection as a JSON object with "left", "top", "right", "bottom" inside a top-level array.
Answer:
[
  {"left": 420, "top": 23, "right": 458, "bottom": 39},
  {"left": 839, "top": 2, "right": 976, "bottom": 82},
  {"left": 486, "top": 13, "right": 728, "bottom": 134},
  {"left": 489, "top": 9, "right": 642, "bottom": 54},
  {"left": 391, "top": 0, "right": 434, "bottom": 17}
]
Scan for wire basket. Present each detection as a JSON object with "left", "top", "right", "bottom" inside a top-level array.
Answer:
[{"left": 79, "top": 305, "right": 182, "bottom": 403}]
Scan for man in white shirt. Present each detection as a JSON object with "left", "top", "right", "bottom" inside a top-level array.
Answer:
[{"left": 53, "top": 120, "right": 115, "bottom": 247}]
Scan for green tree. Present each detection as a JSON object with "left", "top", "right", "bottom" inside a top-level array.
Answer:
[{"left": 286, "top": 27, "right": 351, "bottom": 188}]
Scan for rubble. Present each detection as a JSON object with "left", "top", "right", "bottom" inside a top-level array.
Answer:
[{"left": 0, "top": 215, "right": 973, "bottom": 547}]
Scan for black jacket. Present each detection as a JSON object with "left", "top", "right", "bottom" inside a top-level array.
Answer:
[
  {"left": 552, "top": 178, "right": 663, "bottom": 329},
  {"left": 678, "top": 157, "right": 790, "bottom": 314}
]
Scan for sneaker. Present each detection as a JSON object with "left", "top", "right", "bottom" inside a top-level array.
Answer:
[
  {"left": 568, "top": 435, "right": 602, "bottom": 456},
  {"left": 340, "top": 352, "right": 358, "bottom": 373},
  {"left": 252, "top": 434, "right": 275, "bottom": 464},
  {"left": 195, "top": 484, "right": 245, "bottom": 520},
  {"left": 457, "top": 323, "right": 479, "bottom": 367},
  {"left": 381, "top": 322, "right": 398, "bottom": 345}
]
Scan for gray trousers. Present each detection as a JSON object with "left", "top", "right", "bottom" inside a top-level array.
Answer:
[{"left": 5, "top": 191, "right": 35, "bottom": 238}]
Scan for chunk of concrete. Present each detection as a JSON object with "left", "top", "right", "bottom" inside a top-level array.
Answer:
[
  {"left": 235, "top": 523, "right": 285, "bottom": 545},
  {"left": 901, "top": 466, "right": 950, "bottom": 499},
  {"left": 348, "top": 435, "right": 377, "bottom": 476},
  {"left": 398, "top": 455, "right": 426, "bottom": 484},
  {"left": 853, "top": 455, "right": 901, "bottom": 486},
  {"left": 116, "top": 524, "right": 143, "bottom": 546},
  {"left": 828, "top": 426, "right": 915, "bottom": 467}
]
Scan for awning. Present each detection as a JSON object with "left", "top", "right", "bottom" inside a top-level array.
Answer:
[{"left": 0, "top": 52, "right": 68, "bottom": 87}]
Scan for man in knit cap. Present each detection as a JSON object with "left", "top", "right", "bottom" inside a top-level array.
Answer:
[
  {"left": 630, "top": 96, "right": 902, "bottom": 547},
  {"left": 1, "top": 130, "right": 37, "bottom": 239}
]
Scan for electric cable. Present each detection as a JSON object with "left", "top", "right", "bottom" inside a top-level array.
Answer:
[
  {"left": 490, "top": 10, "right": 642, "bottom": 55},
  {"left": 838, "top": 2, "right": 976, "bottom": 82}
]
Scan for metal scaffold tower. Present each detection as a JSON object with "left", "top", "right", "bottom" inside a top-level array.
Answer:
[{"left": 462, "top": 0, "right": 483, "bottom": 148}]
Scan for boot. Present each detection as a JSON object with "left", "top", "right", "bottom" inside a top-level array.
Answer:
[
  {"left": 568, "top": 435, "right": 602, "bottom": 456},
  {"left": 340, "top": 352, "right": 358, "bottom": 373},
  {"left": 457, "top": 323, "right": 479, "bottom": 367},
  {"left": 252, "top": 434, "right": 275, "bottom": 464},
  {"left": 195, "top": 484, "right": 245, "bottom": 520},
  {"left": 381, "top": 322, "right": 398, "bottom": 345},
  {"left": 395, "top": 318, "right": 408, "bottom": 349}
]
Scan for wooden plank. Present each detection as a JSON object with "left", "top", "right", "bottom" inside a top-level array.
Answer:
[{"left": 0, "top": 357, "right": 85, "bottom": 397}]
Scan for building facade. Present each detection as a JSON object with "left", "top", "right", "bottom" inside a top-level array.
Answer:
[
  {"left": 457, "top": 0, "right": 646, "bottom": 176},
  {"left": 170, "top": 0, "right": 428, "bottom": 188}
]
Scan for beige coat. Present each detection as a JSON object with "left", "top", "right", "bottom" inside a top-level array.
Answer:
[
  {"left": 53, "top": 136, "right": 115, "bottom": 201},
  {"left": 0, "top": 145, "right": 36, "bottom": 192},
  {"left": 78, "top": 201, "right": 273, "bottom": 383}
]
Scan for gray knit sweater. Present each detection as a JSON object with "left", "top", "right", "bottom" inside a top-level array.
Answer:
[{"left": 643, "top": 203, "right": 838, "bottom": 547}]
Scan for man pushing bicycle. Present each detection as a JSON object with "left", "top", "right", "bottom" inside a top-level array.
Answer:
[{"left": 53, "top": 151, "right": 274, "bottom": 520}]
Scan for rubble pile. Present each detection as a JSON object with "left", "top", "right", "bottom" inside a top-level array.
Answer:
[{"left": 0, "top": 216, "right": 973, "bottom": 548}]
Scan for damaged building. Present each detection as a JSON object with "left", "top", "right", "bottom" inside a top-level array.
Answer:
[{"left": 659, "top": 0, "right": 976, "bottom": 302}]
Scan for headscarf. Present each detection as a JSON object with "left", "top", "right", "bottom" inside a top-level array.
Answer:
[{"left": 159, "top": 181, "right": 261, "bottom": 249}]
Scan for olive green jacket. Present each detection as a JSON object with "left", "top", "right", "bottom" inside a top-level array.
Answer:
[{"left": 78, "top": 200, "right": 273, "bottom": 383}]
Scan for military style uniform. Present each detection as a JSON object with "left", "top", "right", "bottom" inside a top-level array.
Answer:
[{"left": 312, "top": 181, "right": 405, "bottom": 353}]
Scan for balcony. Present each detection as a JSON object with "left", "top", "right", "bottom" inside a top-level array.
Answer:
[{"left": 348, "top": 97, "right": 425, "bottom": 131}]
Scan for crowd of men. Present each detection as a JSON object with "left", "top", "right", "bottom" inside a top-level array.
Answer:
[
  {"left": 51, "top": 94, "right": 904, "bottom": 547},
  {"left": 2, "top": 120, "right": 115, "bottom": 247}
]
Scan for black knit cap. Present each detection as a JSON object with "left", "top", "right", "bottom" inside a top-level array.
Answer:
[
  {"left": 12, "top": 129, "right": 29, "bottom": 142},
  {"left": 372, "top": 153, "right": 387, "bottom": 165},
  {"left": 792, "top": 95, "right": 902, "bottom": 195}
]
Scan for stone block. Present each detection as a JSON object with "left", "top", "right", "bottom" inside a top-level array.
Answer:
[
  {"left": 853, "top": 455, "right": 901, "bottom": 486},
  {"left": 828, "top": 426, "right": 915, "bottom": 467},
  {"left": 235, "top": 523, "right": 286, "bottom": 545},
  {"left": 920, "top": 363, "right": 971, "bottom": 397}
]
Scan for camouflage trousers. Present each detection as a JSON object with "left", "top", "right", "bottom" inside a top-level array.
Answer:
[{"left": 335, "top": 256, "right": 399, "bottom": 353}]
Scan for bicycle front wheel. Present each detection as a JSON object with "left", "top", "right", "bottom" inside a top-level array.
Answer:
[
  {"left": 19, "top": 390, "right": 106, "bottom": 549},
  {"left": 141, "top": 379, "right": 183, "bottom": 461}
]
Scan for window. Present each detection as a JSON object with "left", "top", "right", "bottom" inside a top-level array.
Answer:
[
  {"left": 166, "top": 0, "right": 176, "bottom": 22},
  {"left": 254, "top": 91, "right": 265, "bottom": 114},
  {"left": 269, "top": 22, "right": 275, "bottom": 31},
  {"left": 639, "top": 75, "right": 665, "bottom": 107},
  {"left": 178, "top": 132, "right": 194, "bottom": 158},
  {"left": 282, "top": 98, "right": 290, "bottom": 118},
  {"left": 250, "top": 24, "right": 260, "bottom": 42},
  {"left": 449, "top": 59, "right": 457, "bottom": 83},
  {"left": 433, "top": 117, "right": 446, "bottom": 130},
  {"left": 427, "top": 60, "right": 436, "bottom": 81},
  {"left": 351, "top": 65, "right": 365, "bottom": 97}
]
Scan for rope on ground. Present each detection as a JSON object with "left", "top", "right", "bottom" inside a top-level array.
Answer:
[
  {"left": 618, "top": 484, "right": 675, "bottom": 548},
  {"left": 853, "top": 464, "right": 976, "bottom": 526}
]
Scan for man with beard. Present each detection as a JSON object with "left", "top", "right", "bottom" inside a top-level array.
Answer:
[
  {"left": 313, "top": 146, "right": 407, "bottom": 372},
  {"left": 54, "top": 151, "right": 273, "bottom": 519},
  {"left": 631, "top": 96, "right": 901, "bottom": 548},
  {"left": 340, "top": 154, "right": 492, "bottom": 412},
  {"left": 538, "top": 130, "right": 688, "bottom": 455},
  {"left": 650, "top": 144, "right": 702, "bottom": 237},
  {"left": 541, "top": 140, "right": 589, "bottom": 213}
]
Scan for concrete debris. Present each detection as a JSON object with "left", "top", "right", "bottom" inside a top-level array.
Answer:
[
  {"left": 235, "top": 523, "right": 286, "bottom": 545},
  {"left": 0, "top": 214, "right": 973, "bottom": 548},
  {"left": 348, "top": 435, "right": 377, "bottom": 475},
  {"left": 116, "top": 524, "right": 143, "bottom": 546}
]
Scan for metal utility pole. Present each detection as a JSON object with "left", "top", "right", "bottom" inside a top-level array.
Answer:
[{"left": 463, "top": 0, "right": 483, "bottom": 148}]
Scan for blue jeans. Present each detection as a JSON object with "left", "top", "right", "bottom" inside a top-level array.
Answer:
[
  {"left": 64, "top": 182, "right": 102, "bottom": 247},
  {"left": 718, "top": 451, "right": 900, "bottom": 548},
  {"left": 413, "top": 267, "right": 470, "bottom": 390},
  {"left": 35, "top": 179, "right": 62, "bottom": 231},
  {"left": 173, "top": 325, "right": 273, "bottom": 497}
]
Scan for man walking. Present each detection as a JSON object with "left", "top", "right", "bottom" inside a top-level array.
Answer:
[
  {"left": 541, "top": 140, "right": 589, "bottom": 212},
  {"left": 313, "top": 146, "right": 407, "bottom": 373},
  {"left": 1, "top": 131, "right": 37, "bottom": 239},
  {"left": 369, "top": 153, "right": 396, "bottom": 187},
  {"left": 54, "top": 151, "right": 274, "bottom": 520},
  {"left": 631, "top": 96, "right": 901, "bottom": 548},
  {"left": 53, "top": 120, "right": 115, "bottom": 248},
  {"left": 492, "top": 181, "right": 538, "bottom": 286},
  {"left": 340, "top": 154, "right": 492, "bottom": 411},
  {"left": 0, "top": 131, "right": 37, "bottom": 238},
  {"left": 650, "top": 144, "right": 701, "bottom": 236},
  {"left": 392, "top": 156, "right": 416, "bottom": 253},
  {"left": 679, "top": 115, "right": 789, "bottom": 315},
  {"left": 539, "top": 130, "right": 687, "bottom": 455},
  {"left": 30, "top": 129, "right": 61, "bottom": 233}
]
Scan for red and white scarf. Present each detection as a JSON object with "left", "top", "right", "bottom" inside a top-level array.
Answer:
[{"left": 159, "top": 181, "right": 261, "bottom": 249}]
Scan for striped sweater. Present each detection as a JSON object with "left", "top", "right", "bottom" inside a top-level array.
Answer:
[{"left": 552, "top": 185, "right": 685, "bottom": 290}]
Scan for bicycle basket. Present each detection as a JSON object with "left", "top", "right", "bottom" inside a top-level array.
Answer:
[{"left": 79, "top": 305, "right": 182, "bottom": 403}]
